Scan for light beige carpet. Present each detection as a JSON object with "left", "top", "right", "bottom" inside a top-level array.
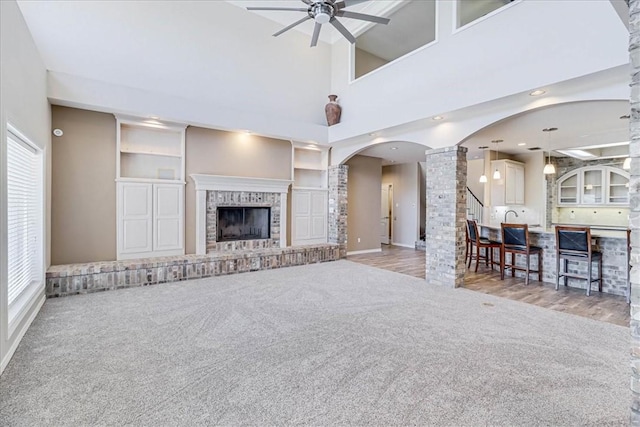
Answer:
[{"left": 0, "top": 260, "right": 629, "bottom": 426}]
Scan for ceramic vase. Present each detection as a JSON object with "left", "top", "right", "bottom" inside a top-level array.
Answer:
[{"left": 325, "top": 94, "right": 342, "bottom": 126}]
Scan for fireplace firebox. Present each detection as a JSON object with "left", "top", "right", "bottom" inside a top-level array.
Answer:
[{"left": 217, "top": 207, "right": 271, "bottom": 242}]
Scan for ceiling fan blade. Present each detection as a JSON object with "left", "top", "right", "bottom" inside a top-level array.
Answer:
[
  {"left": 273, "top": 15, "right": 312, "bottom": 37},
  {"left": 247, "top": 7, "right": 309, "bottom": 12},
  {"left": 310, "top": 22, "right": 322, "bottom": 47},
  {"left": 335, "top": 0, "right": 370, "bottom": 10},
  {"left": 330, "top": 17, "right": 356, "bottom": 44},
  {"left": 336, "top": 10, "right": 390, "bottom": 25}
]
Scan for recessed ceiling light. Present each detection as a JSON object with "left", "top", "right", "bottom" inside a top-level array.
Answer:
[
  {"left": 529, "top": 89, "right": 546, "bottom": 96},
  {"left": 518, "top": 142, "right": 526, "bottom": 146},
  {"left": 390, "top": 147, "right": 398, "bottom": 150},
  {"left": 369, "top": 132, "right": 378, "bottom": 137},
  {"left": 245, "top": 130, "right": 252, "bottom": 134},
  {"left": 432, "top": 116, "right": 444, "bottom": 121},
  {"left": 149, "top": 116, "right": 160, "bottom": 120}
]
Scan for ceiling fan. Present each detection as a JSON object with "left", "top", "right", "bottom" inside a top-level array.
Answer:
[{"left": 247, "top": 0, "right": 391, "bottom": 47}]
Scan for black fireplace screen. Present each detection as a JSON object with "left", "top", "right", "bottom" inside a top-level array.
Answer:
[{"left": 217, "top": 207, "right": 271, "bottom": 241}]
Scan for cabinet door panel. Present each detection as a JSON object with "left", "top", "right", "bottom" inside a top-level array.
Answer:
[
  {"left": 505, "top": 164, "right": 517, "bottom": 205},
  {"left": 515, "top": 166, "right": 525, "bottom": 204},
  {"left": 119, "top": 183, "right": 153, "bottom": 254},
  {"left": 153, "top": 184, "right": 184, "bottom": 251}
]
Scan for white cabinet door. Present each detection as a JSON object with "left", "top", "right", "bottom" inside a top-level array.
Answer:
[
  {"left": 118, "top": 182, "right": 153, "bottom": 255},
  {"left": 293, "top": 191, "right": 311, "bottom": 241},
  {"left": 310, "top": 191, "right": 327, "bottom": 239},
  {"left": 292, "top": 189, "right": 327, "bottom": 245},
  {"left": 153, "top": 183, "right": 184, "bottom": 252},
  {"left": 508, "top": 163, "right": 525, "bottom": 205},
  {"left": 492, "top": 160, "right": 524, "bottom": 206}
]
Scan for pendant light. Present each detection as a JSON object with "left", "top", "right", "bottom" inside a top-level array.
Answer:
[
  {"left": 479, "top": 146, "right": 488, "bottom": 183},
  {"left": 492, "top": 139, "right": 502, "bottom": 180},
  {"left": 543, "top": 127, "right": 557, "bottom": 175}
]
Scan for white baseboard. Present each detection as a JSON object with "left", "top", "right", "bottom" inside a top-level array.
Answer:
[
  {"left": 391, "top": 242, "right": 415, "bottom": 249},
  {"left": 347, "top": 248, "right": 382, "bottom": 255}
]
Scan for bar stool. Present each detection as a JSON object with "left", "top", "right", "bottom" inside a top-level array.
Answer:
[
  {"left": 500, "top": 223, "right": 542, "bottom": 285},
  {"left": 466, "top": 219, "right": 501, "bottom": 272},
  {"left": 555, "top": 226, "right": 602, "bottom": 296}
]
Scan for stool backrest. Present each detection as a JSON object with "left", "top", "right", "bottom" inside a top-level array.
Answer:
[
  {"left": 555, "top": 226, "right": 591, "bottom": 255},
  {"left": 466, "top": 219, "right": 479, "bottom": 243},
  {"left": 501, "top": 223, "right": 529, "bottom": 248}
]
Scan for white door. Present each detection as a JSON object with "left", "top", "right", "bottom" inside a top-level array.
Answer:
[
  {"left": 153, "top": 183, "right": 184, "bottom": 253},
  {"left": 118, "top": 182, "right": 153, "bottom": 255},
  {"left": 381, "top": 184, "right": 391, "bottom": 245}
]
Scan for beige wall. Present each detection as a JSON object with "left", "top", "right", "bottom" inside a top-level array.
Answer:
[
  {"left": 51, "top": 106, "right": 117, "bottom": 264},
  {"left": 355, "top": 48, "right": 388, "bottom": 79},
  {"left": 345, "top": 155, "right": 382, "bottom": 252},
  {"left": 185, "top": 127, "right": 292, "bottom": 254},
  {"left": 49, "top": 110, "right": 294, "bottom": 261}
]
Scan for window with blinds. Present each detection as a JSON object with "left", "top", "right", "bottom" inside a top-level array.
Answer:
[{"left": 7, "top": 126, "right": 42, "bottom": 306}]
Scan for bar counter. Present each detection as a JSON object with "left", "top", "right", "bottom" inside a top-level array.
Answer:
[{"left": 478, "top": 223, "right": 628, "bottom": 297}]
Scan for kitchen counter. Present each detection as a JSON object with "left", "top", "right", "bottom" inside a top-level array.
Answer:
[
  {"left": 479, "top": 223, "right": 627, "bottom": 239},
  {"left": 477, "top": 223, "right": 629, "bottom": 297}
]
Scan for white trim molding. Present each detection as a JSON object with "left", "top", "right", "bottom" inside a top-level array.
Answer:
[{"left": 190, "top": 174, "right": 293, "bottom": 255}]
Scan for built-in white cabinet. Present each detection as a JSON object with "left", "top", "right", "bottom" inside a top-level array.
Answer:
[
  {"left": 292, "top": 190, "right": 328, "bottom": 245},
  {"left": 116, "top": 116, "right": 186, "bottom": 260},
  {"left": 291, "top": 142, "right": 328, "bottom": 245},
  {"left": 117, "top": 182, "right": 184, "bottom": 259},
  {"left": 557, "top": 165, "right": 629, "bottom": 206},
  {"left": 490, "top": 159, "right": 525, "bottom": 206}
]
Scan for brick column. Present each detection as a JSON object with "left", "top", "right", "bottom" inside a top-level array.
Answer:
[
  {"left": 425, "top": 146, "right": 468, "bottom": 288},
  {"left": 630, "top": 0, "right": 640, "bottom": 422},
  {"left": 328, "top": 165, "right": 348, "bottom": 258}
]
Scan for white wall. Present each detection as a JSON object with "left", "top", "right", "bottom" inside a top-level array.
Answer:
[
  {"left": 0, "top": 0, "right": 50, "bottom": 373},
  {"left": 329, "top": 0, "right": 628, "bottom": 144},
  {"left": 382, "top": 163, "right": 420, "bottom": 247}
]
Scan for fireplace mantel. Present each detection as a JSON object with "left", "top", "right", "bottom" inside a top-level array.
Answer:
[
  {"left": 191, "top": 174, "right": 292, "bottom": 193},
  {"left": 190, "top": 174, "right": 292, "bottom": 255}
]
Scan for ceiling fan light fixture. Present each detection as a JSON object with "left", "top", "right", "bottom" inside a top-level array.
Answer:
[{"left": 312, "top": 3, "right": 333, "bottom": 24}]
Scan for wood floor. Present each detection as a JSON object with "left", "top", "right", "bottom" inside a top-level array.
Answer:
[{"left": 347, "top": 245, "right": 630, "bottom": 327}]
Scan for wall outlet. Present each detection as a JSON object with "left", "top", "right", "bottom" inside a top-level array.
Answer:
[{"left": 357, "top": 237, "right": 361, "bottom": 243}]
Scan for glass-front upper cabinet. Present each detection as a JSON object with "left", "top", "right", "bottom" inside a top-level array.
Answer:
[
  {"left": 558, "top": 173, "right": 578, "bottom": 204},
  {"left": 556, "top": 166, "right": 629, "bottom": 206},
  {"left": 608, "top": 168, "right": 630, "bottom": 204}
]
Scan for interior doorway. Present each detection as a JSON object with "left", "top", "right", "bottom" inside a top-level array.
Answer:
[{"left": 380, "top": 183, "right": 393, "bottom": 245}]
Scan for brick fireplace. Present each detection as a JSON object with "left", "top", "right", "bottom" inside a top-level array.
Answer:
[{"left": 191, "top": 174, "right": 292, "bottom": 254}]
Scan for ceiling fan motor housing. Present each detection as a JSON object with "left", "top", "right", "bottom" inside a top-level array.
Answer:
[{"left": 310, "top": 2, "right": 334, "bottom": 24}]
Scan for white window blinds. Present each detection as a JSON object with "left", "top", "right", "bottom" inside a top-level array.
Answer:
[{"left": 7, "top": 127, "right": 42, "bottom": 305}]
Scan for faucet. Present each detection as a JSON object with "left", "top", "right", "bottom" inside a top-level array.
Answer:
[{"left": 504, "top": 209, "right": 519, "bottom": 223}]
